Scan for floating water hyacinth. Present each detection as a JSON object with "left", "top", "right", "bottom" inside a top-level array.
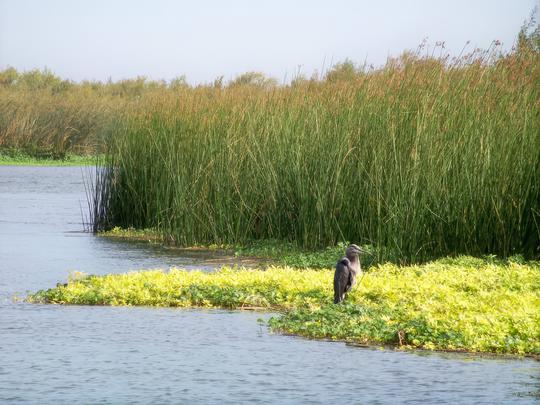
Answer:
[{"left": 29, "top": 257, "right": 540, "bottom": 355}]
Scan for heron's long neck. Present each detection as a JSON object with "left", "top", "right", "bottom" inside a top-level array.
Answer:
[{"left": 347, "top": 254, "right": 359, "bottom": 264}]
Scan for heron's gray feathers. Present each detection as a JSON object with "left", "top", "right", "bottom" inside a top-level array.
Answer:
[
  {"left": 334, "top": 258, "right": 352, "bottom": 303},
  {"left": 335, "top": 261, "right": 350, "bottom": 287}
]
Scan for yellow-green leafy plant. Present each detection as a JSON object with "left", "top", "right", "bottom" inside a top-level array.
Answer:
[{"left": 28, "top": 257, "right": 540, "bottom": 355}]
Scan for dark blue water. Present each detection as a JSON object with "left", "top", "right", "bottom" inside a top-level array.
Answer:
[{"left": 1, "top": 166, "right": 538, "bottom": 404}]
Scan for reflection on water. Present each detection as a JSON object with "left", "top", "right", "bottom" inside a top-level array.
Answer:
[{"left": 0, "top": 166, "right": 538, "bottom": 404}]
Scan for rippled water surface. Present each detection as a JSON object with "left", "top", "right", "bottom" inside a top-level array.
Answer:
[{"left": 1, "top": 166, "right": 538, "bottom": 404}]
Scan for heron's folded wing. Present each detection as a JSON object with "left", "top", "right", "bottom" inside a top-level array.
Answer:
[{"left": 335, "top": 258, "right": 351, "bottom": 289}]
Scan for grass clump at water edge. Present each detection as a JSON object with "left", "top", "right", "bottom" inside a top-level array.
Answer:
[
  {"left": 99, "top": 227, "right": 379, "bottom": 268},
  {"left": 0, "top": 151, "right": 100, "bottom": 166},
  {"left": 28, "top": 257, "right": 540, "bottom": 356}
]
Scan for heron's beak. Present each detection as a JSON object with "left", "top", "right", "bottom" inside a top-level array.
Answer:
[{"left": 357, "top": 246, "right": 370, "bottom": 255}]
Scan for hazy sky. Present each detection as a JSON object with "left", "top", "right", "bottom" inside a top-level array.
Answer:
[{"left": 0, "top": 0, "right": 537, "bottom": 84}]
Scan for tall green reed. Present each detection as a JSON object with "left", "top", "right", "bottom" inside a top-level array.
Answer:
[{"left": 94, "top": 50, "right": 540, "bottom": 262}]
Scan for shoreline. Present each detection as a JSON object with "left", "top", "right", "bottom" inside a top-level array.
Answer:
[
  {"left": 98, "top": 227, "right": 379, "bottom": 269},
  {"left": 25, "top": 300, "right": 540, "bottom": 361},
  {"left": 0, "top": 153, "right": 100, "bottom": 167},
  {"left": 27, "top": 261, "right": 540, "bottom": 357}
]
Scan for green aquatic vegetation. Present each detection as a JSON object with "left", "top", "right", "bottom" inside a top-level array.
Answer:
[
  {"left": 272, "top": 258, "right": 540, "bottom": 355},
  {"left": 233, "top": 240, "right": 378, "bottom": 268},
  {"left": 31, "top": 266, "right": 331, "bottom": 309},
  {"left": 100, "top": 226, "right": 164, "bottom": 242},
  {"left": 29, "top": 257, "right": 540, "bottom": 355}
]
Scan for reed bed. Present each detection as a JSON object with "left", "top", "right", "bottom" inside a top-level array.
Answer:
[
  {"left": 93, "top": 50, "right": 540, "bottom": 262},
  {"left": 0, "top": 88, "right": 111, "bottom": 157},
  {"left": 0, "top": 69, "right": 163, "bottom": 157},
  {"left": 2, "top": 44, "right": 539, "bottom": 261}
]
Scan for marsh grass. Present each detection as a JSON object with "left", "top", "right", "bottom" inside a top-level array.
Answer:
[
  {"left": 0, "top": 88, "right": 114, "bottom": 157},
  {"left": 93, "top": 48, "right": 540, "bottom": 262},
  {"left": 28, "top": 257, "right": 540, "bottom": 355}
]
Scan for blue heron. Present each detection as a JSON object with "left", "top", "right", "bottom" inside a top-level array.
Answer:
[{"left": 334, "top": 244, "right": 364, "bottom": 304}]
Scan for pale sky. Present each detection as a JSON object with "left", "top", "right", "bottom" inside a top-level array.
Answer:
[{"left": 0, "top": 0, "right": 537, "bottom": 84}]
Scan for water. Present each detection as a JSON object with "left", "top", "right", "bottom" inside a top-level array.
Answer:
[{"left": 1, "top": 166, "right": 538, "bottom": 404}]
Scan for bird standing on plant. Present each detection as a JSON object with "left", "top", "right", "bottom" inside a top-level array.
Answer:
[{"left": 334, "top": 244, "right": 364, "bottom": 304}]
